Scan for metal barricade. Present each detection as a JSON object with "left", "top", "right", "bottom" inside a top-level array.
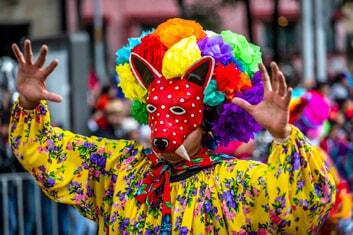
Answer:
[{"left": 0, "top": 172, "right": 59, "bottom": 235}]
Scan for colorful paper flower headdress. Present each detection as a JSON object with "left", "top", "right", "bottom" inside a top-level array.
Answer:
[{"left": 115, "top": 18, "right": 264, "bottom": 150}]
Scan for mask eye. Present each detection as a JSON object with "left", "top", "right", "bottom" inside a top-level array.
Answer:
[
  {"left": 146, "top": 104, "right": 157, "bottom": 113},
  {"left": 170, "top": 106, "right": 186, "bottom": 115}
]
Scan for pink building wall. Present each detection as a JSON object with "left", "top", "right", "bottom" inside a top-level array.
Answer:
[{"left": 69, "top": 0, "right": 300, "bottom": 64}]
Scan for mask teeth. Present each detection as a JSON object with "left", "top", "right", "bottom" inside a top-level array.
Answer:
[{"left": 175, "top": 144, "right": 191, "bottom": 162}]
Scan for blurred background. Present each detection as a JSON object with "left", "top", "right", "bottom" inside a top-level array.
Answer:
[{"left": 1, "top": 0, "right": 353, "bottom": 234}]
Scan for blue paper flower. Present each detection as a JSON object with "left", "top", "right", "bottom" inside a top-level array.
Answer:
[
  {"left": 115, "top": 29, "right": 154, "bottom": 65},
  {"left": 203, "top": 80, "right": 225, "bottom": 106}
]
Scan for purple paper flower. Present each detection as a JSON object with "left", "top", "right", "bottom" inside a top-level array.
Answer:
[
  {"left": 198, "top": 36, "right": 234, "bottom": 65},
  {"left": 212, "top": 71, "right": 264, "bottom": 145},
  {"left": 236, "top": 71, "right": 264, "bottom": 104}
]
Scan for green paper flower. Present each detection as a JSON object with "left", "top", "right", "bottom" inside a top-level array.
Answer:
[
  {"left": 203, "top": 80, "right": 225, "bottom": 106},
  {"left": 220, "top": 30, "right": 262, "bottom": 77},
  {"left": 131, "top": 100, "right": 148, "bottom": 125}
]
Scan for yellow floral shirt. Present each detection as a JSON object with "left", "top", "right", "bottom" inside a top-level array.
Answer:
[{"left": 9, "top": 101, "right": 335, "bottom": 234}]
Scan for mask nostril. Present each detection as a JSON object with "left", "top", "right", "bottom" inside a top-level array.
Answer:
[{"left": 153, "top": 138, "right": 169, "bottom": 151}]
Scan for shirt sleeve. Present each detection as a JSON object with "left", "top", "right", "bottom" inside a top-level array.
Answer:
[
  {"left": 8, "top": 100, "right": 145, "bottom": 221},
  {"left": 265, "top": 125, "right": 336, "bottom": 233}
]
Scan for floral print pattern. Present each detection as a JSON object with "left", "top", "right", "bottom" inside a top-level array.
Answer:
[{"left": 9, "top": 101, "right": 335, "bottom": 234}]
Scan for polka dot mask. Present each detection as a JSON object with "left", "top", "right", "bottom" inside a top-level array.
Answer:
[{"left": 130, "top": 53, "right": 214, "bottom": 157}]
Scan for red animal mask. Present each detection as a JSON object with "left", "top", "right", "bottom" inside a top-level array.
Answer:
[{"left": 130, "top": 53, "right": 214, "bottom": 160}]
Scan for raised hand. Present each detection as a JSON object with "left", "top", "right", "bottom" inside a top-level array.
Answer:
[
  {"left": 232, "top": 62, "right": 292, "bottom": 139},
  {"left": 12, "top": 39, "right": 62, "bottom": 109}
]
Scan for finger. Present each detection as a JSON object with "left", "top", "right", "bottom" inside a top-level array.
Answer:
[
  {"left": 277, "top": 71, "right": 287, "bottom": 97},
  {"left": 270, "top": 62, "right": 279, "bottom": 93},
  {"left": 43, "top": 59, "right": 59, "bottom": 78},
  {"left": 283, "top": 87, "right": 292, "bottom": 106},
  {"left": 42, "top": 90, "right": 62, "bottom": 103},
  {"left": 259, "top": 63, "right": 272, "bottom": 92},
  {"left": 24, "top": 39, "right": 33, "bottom": 64},
  {"left": 11, "top": 44, "right": 26, "bottom": 65},
  {"left": 34, "top": 45, "right": 48, "bottom": 68},
  {"left": 232, "top": 97, "right": 254, "bottom": 113}
]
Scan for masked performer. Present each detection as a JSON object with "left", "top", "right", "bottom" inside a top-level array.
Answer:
[{"left": 9, "top": 18, "right": 335, "bottom": 234}]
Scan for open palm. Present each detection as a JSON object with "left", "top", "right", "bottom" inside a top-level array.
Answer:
[
  {"left": 12, "top": 40, "right": 62, "bottom": 109},
  {"left": 233, "top": 63, "right": 292, "bottom": 139}
]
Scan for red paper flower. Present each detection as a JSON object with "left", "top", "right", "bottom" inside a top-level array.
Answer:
[
  {"left": 214, "top": 63, "right": 251, "bottom": 100},
  {"left": 132, "top": 34, "right": 167, "bottom": 72}
]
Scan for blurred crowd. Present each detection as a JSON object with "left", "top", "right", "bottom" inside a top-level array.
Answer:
[
  {"left": 318, "top": 72, "right": 353, "bottom": 234},
  {"left": 86, "top": 72, "right": 150, "bottom": 147},
  {"left": 322, "top": 72, "right": 353, "bottom": 189},
  {"left": 1, "top": 57, "right": 353, "bottom": 234}
]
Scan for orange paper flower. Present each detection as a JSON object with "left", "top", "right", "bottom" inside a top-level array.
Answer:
[
  {"left": 155, "top": 18, "right": 206, "bottom": 48},
  {"left": 239, "top": 73, "right": 252, "bottom": 91}
]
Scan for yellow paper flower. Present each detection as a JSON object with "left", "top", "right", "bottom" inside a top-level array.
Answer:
[
  {"left": 162, "top": 36, "right": 201, "bottom": 79},
  {"left": 115, "top": 63, "right": 147, "bottom": 102},
  {"left": 155, "top": 18, "right": 206, "bottom": 48}
]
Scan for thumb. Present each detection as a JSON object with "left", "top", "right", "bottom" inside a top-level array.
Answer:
[
  {"left": 232, "top": 97, "right": 253, "bottom": 113},
  {"left": 43, "top": 90, "right": 63, "bottom": 103}
]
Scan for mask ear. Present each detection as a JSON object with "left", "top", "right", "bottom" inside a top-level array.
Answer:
[
  {"left": 182, "top": 56, "right": 215, "bottom": 89},
  {"left": 130, "top": 52, "right": 161, "bottom": 89}
]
